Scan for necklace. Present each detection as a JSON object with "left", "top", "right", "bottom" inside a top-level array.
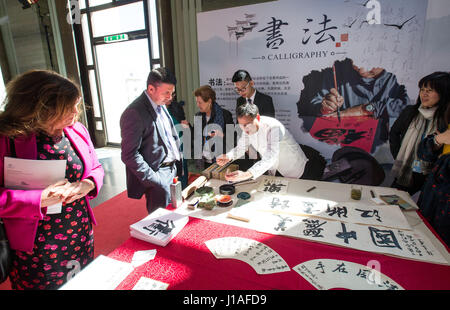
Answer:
[{"left": 39, "top": 129, "right": 64, "bottom": 143}]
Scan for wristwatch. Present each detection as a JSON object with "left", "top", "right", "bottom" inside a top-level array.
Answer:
[{"left": 363, "top": 103, "right": 375, "bottom": 113}]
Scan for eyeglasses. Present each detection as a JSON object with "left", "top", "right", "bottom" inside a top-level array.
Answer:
[{"left": 234, "top": 81, "right": 250, "bottom": 93}]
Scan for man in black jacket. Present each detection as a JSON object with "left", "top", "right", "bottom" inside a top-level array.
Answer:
[
  {"left": 232, "top": 70, "right": 275, "bottom": 118},
  {"left": 231, "top": 70, "right": 276, "bottom": 170}
]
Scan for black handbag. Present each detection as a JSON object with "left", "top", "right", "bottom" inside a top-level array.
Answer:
[
  {"left": 0, "top": 218, "right": 12, "bottom": 283},
  {"left": 0, "top": 138, "right": 15, "bottom": 283}
]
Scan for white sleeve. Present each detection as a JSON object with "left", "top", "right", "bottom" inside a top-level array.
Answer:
[
  {"left": 226, "top": 133, "right": 248, "bottom": 162},
  {"left": 247, "top": 126, "right": 281, "bottom": 179}
]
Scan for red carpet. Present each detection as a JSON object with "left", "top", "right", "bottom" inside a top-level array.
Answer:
[
  {"left": 0, "top": 279, "right": 10, "bottom": 290},
  {"left": 92, "top": 191, "right": 148, "bottom": 257}
]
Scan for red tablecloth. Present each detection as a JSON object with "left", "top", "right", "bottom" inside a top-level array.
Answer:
[{"left": 108, "top": 216, "right": 450, "bottom": 290}]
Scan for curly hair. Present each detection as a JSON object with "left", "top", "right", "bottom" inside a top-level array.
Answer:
[
  {"left": 193, "top": 85, "right": 216, "bottom": 103},
  {"left": 0, "top": 70, "right": 81, "bottom": 137}
]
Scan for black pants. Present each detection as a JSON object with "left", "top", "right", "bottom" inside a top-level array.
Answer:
[
  {"left": 235, "top": 144, "right": 325, "bottom": 181},
  {"left": 273, "top": 144, "right": 326, "bottom": 180},
  {"left": 233, "top": 149, "right": 262, "bottom": 172}
]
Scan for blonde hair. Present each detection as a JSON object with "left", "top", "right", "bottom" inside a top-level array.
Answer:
[{"left": 0, "top": 70, "right": 81, "bottom": 137}]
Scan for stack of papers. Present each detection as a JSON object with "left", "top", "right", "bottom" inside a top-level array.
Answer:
[{"left": 130, "top": 208, "right": 189, "bottom": 246}]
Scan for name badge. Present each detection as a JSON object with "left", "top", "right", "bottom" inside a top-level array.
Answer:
[{"left": 412, "top": 160, "right": 422, "bottom": 173}]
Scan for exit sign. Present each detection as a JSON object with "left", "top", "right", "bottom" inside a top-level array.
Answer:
[{"left": 104, "top": 34, "right": 129, "bottom": 43}]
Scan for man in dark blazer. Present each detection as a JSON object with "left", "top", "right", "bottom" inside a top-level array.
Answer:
[
  {"left": 232, "top": 69, "right": 275, "bottom": 118},
  {"left": 120, "top": 67, "right": 182, "bottom": 214}
]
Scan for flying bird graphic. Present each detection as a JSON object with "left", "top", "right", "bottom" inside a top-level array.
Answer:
[
  {"left": 355, "top": 0, "right": 370, "bottom": 7},
  {"left": 344, "top": 18, "right": 358, "bottom": 28},
  {"left": 384, "top": 15, "right": 416, "bottom": 30},
  {"left": 359, "top": 20, "right": 369, "bottom": 28}
]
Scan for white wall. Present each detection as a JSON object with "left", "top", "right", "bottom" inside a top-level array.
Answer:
[{"left": 421, "top": 0, "right": 450, "bottom": 77}]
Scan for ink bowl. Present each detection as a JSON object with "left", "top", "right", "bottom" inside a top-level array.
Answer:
[{"left": 216, "top": 195, "right": 233, "bottom": 207}]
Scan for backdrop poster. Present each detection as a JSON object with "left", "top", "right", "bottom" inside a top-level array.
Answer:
[{"left": 197, "top": 0, "right": 428, "bottom": 169}]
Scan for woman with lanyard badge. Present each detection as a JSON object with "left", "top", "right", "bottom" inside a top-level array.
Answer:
[
  {"left": 389, "top": 72, "right": 450, "bottom": 196},
  {"left": 416, "top": 75, "right": 450, "bottom": 246}
]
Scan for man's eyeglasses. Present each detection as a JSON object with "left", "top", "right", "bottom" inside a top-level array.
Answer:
[{"left": 234, "top": 81, "right": 250, "bottom": 93}]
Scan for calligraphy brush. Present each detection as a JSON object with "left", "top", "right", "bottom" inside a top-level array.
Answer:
[
  {"left": 227, "top": 177, "right": 255, "bottom": 187},
  {"left": 333, "top": 63, "right": 341, "bottom": 125}
]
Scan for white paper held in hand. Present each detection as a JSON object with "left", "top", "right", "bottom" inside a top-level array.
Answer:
[{"left": 4, "top": 157, "right": 67, "bottom": 214}]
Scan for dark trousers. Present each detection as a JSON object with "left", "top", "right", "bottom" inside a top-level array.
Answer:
[
  {"left": 391, "top": 172, "right": 427, "bottom": 197},
  {"left": 271, "top": 144, "right": 327, "bottom": 181},
  {"left": 144, "top": 164, "right": 177, "bottom": 214},
  {"left": 298, "top": 144, "right": 326, "bottom": 180}
]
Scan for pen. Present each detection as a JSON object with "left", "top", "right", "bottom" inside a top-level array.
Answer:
[
  {"left": 306, "top": 186, "right": 316, "bottom": 192},
  {"left": 370, "top": 190, "right": 376, "bottom": 198}
]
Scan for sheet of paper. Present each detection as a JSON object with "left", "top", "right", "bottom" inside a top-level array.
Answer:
[
  {"left": 131, "top": 249, "right": 157, "bottom": 268},
  {"left": 4, "top": 157, "right": 66, "bottom": 214},
  {"left": 205, "top": 237, "right": 290, "bottom": 275},
  {"left": 293, "top": 259, "right": 404, "bottom": 290},
  {"left": 132, "top": 277, "right": 169, "bottom": 290},
  {"left": 247, "top": 195, "right": 412, "bottom": 231},
  {"left": 60, "top": 255, "right": 134, "bottom": 290},
  {"left": 257, "top": 178, "right": 289, "bottom": 194}
]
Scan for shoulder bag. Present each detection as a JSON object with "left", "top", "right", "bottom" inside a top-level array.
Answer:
[
  {"left": 0, "top": 138, "right": 14, "bottom": 283},
  {"left": 0, "top": 218, "right": 11, "bottom": 283}
]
